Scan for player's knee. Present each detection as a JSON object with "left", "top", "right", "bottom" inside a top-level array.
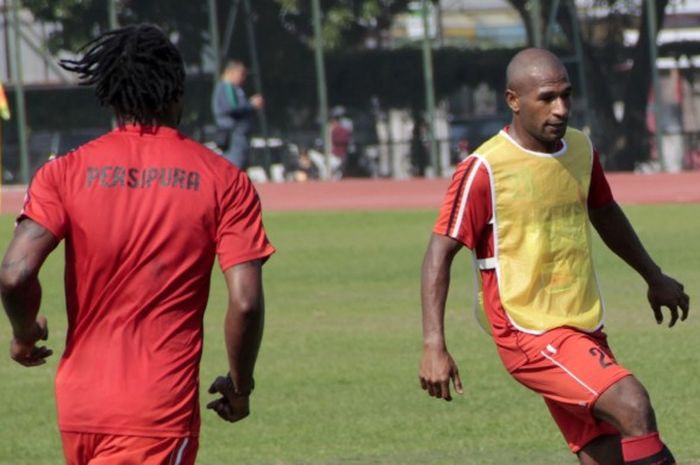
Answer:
[
  {"left": 619, "top": 392, "right": 655, "bottom": 435},
  {"left": 606, "top": 378, "right": 657, "bottom": 436}
]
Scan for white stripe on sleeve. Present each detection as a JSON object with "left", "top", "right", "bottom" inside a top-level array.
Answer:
[{"left": 451, "top": 158, "right": 484, "bottom": 239}]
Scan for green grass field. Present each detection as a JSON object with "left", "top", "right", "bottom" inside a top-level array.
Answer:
[{"left": 0, "top": 205, "right": 698, "bottom": 465}]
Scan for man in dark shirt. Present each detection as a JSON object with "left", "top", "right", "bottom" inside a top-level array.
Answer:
[{"left": 211, "top": 60, "right": 263, "bottom": 170}]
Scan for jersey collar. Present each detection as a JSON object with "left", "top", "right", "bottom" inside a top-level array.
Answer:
[
  {"left": 115, "top": 124, "right": 182, "bottom": 138},
  {"left": 501, "top": 125, "right": 567, "bottom": 158}
]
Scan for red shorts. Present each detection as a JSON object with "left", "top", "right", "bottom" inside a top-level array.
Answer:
[
  {"left": 504, "top": 327, "right": 631, "bottom": 453},
  {"left": 61, "top": 432, "right": 198, "bottom": 465}
]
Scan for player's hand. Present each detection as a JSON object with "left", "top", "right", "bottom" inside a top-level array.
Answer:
[
  {"left": 206, "top": 374, "right": 251, "bottom": 423},
  {"left": 10, "top": 315, "right": 53, "bottom": 367},
  {"left": 647, "top": 273, "right": 690, "bottom": 327},
  {"left": 250, "top": 95, "right": 264, "bottom": 109},
  {"left": 419, "top": 345, "right": 463, "bottom": 401}
]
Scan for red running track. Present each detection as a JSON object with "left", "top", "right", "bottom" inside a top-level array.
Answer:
[{"left": 2, "top": 172, "right": 699, "bottom": 215}]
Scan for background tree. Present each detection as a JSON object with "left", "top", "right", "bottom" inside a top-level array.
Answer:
[
  {"left": 26, "top": 0, "right": 679, "bottom": 168},
  {"left": 22, "top": 0, "right": 420, "bottom": 132},
  {"left": 274, "top": 0, "right": 412, "bottom": 50},
  {"left": 21, "top": 0, "right": 210, "bottom": 67}
]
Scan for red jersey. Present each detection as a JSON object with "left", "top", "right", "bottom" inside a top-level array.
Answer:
[
  {"left": 433, "top": 132, "right": 614, "bottom": 371},
  {"left": 20, "top": 124, "right": 275, "bottom": 437}
]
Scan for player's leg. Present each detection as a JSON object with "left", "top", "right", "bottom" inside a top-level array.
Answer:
[
  {"left": 544, "top": 397, "right": 622, "bottom": 464},
  {"left": 226, "top": 135, "right": 250, "bottom": 171},
  {"left": 577, "top": 434, "right": 622, "bottom": 465},
  {"left": 509, "top": 328, "right": 631, "bottom": 460},
  {"left": 592, "top": 376, "right": 655, "bottom": 436},
  {"left": 224, "top": 136, "right": 246, "bottom": 169},
  {"left": 592, "top": 376, "right": 676, "bottom": 464}
]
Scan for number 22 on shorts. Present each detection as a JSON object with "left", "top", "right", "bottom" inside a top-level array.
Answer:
[{"left": 589, "top": 347, "right": 614, "bottom": 368}]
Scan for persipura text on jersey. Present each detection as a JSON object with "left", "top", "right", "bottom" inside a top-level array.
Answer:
[{"left": 86, "top": 166, "right": 201, "bottom": 191}]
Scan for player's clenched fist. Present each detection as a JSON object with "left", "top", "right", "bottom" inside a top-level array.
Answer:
[
  {"left": 419, "top": 346, "right": 464, "bottom": 401},
  {"left": 646, "top": 272, "right": 690, "bottom": 327},
  {"left": 206, "top": 374, "right": 251, "bottom": 423},
  {"left": 10, "top": 316, "right": 53, "bottom": 367}
]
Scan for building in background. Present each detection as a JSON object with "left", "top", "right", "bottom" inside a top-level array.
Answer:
[
  {"left": 0, "top": 2, "right": 74, "bottom": 85},
  {"left": 2, "top": 0, "right": 700, "bottom": 180},
  {"left": 391, "top": 0, "right": 526, "bottom": 49}
]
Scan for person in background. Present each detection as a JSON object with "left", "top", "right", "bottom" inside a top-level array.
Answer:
[
  {"left": 292, "top": 147, "right": 320, "bottom": 182},
  {"left": 330, "top": 116, "right": 351, "bottom": 161},
  {"left": 212, "top": 60, "right": 264, "bottom": 170},
  {"left": 330, "top": 114, "right": 352, "bottom": 178},
  {"left": 410, "top": 114, "right": 429, "bottom": 177}
]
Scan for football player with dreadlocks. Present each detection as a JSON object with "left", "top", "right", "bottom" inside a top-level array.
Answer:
[{"left": 0, "top": 24, "right": 275, "bottom": 465}]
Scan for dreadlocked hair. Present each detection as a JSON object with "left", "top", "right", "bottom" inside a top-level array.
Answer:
[{"left": 59, "top": 24, "right": 185, "bottom": 127}]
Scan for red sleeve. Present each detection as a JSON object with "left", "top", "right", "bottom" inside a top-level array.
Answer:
[
  {"left": 587, "top": 150, "right": 615, "bottom": 209},
  {"left": 18, "top": 158, "right": 67, "bottom": 239},
  {"left": 216, "top": 170, "right": 275, "bottom": 271},
  {"left": 432, "top": 157, "right": 491, "bottom": 249}
]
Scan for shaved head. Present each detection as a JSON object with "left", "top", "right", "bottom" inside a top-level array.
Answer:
[
  {"left": 504, "top": 48, "right": 573, "bottom": 152},
  {"left": 506, "top": 48, "right": 568, "bottom": 93}
]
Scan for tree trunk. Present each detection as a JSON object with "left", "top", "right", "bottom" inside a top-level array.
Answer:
[
  {"left": 510, "top": 0, "right": 535, "bottom": 46},
  {"left": 550, "top": 0, "right": 622, "bottom": 165},
  {"left": 616, "top": 0, "right": 669, "bottom": 170}
]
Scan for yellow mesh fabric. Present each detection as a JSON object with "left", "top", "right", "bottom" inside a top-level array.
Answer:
[{"left": 474, "top": 128, "right": 603, "bottom": 334}]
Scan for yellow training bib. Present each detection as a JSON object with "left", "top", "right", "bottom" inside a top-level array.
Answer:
[{"left": 472, "top": 128, "right": 604, "bottom": 334}]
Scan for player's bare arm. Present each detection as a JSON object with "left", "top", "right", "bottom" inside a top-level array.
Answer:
[
  {"left": 0, "top": 219, "right": 59, "bottom": 366},
  {"left": 588, "top": 201, "right": 690, "bottom": 326},
  {"left": 207, "top": 259, "right": 265, "bottom": 423},
  {"left": 419, "top": 233, "right": 464, "bottom": 402}
]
